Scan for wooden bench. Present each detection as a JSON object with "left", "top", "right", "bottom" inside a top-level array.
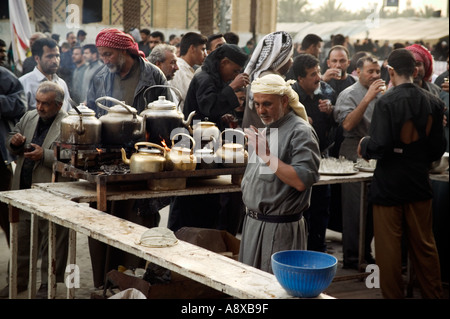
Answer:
[{"left": 0, "top": 188, "right": 332, "bottom": 299}]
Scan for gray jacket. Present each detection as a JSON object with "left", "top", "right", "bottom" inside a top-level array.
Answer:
[{"left": 7, "top": 109, "right": 68, "bottom": 190}]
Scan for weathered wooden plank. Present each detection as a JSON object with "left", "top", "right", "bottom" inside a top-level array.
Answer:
[
  {"left": 33, "top": 175, "right": 241, "bottom": 203},
  {"left": 0, "top": 189, "right": 332, "bottom": 299}
]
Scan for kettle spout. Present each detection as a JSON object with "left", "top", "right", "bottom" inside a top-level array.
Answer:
[
  {"left": 183, "top": 111, "right": 196, "bottom": 127},
  {"left": 121, "top": 148, "right": 131, "bottom": 165}
]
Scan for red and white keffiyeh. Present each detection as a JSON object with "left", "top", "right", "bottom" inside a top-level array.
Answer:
[
  {"left": 406, "top": 44, "right": 434, "bottom": 82},
  {"left": 96, "top": 28, "right": 146, "bottom": 58}
]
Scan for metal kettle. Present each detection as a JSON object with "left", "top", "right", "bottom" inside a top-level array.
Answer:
[
  {"left": 96, "top": 97, "right": 145, "bottom": 146},
  {"left": 140, "top": 85, "right": 196, "bottom": 145},
  {"left": 165, "top": 133, "right": 197, "bottom": 171},
  {"left": 215, "top": 129, "right": 248, "bottom": 167},
  {"left": 121, "top": 142, "right": 167, "bottom": 174},
  {"left": 60, "top": 103, "right": 102, "bottom": 145}
]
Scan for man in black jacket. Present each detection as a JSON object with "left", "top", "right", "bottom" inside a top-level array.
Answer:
[
  {"left": 358, "top": 49, "right": 446, "bottom": 299},
  {"left": 183, "top": 44, "right": 249, "bottom": 131},
  {"left": 170, "top": 44, "right": 249, "bottom": 235}
]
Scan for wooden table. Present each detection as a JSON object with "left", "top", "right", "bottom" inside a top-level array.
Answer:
[{"left": 0, "top": 188, "right": 332, "bottom": 299}]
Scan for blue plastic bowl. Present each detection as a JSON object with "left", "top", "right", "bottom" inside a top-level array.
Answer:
[{"left": 271, "top": 250, "right": 338, "bottom": 298}]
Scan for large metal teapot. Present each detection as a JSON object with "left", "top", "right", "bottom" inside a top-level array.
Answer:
[
  {"left": 60, "top": 103, "right": 102, "bottom": 145},
  {"left": 140, "top": 85, "right": 196, "bottom": 145},
  {"left": 96, "top": 97, "right": 145, "bottom": 146}
]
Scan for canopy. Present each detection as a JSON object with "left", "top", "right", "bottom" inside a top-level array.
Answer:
[{"left": 278, "top": 17, "right": 449, "bottom": 44}]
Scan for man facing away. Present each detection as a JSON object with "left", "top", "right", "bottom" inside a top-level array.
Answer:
[{"left": 358, "top": 48, "right": 446, "bottom": 299}]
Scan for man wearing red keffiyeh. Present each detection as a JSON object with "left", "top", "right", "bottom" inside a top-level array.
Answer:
[
  {"left": 86, "top": 28, "right": 171, "bottom": 117},
  {"left": 406, "top": 44, "right": 441, "bottom": 97},
  {"left": 86, "top": 28, "right": 172, "bottom": 288}
]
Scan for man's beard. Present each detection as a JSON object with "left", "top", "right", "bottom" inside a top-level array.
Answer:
[{"left": 107, "top": 53, "right": 126, "bottom": 73}]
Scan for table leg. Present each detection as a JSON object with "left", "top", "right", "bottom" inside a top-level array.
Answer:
[
  {"left": 48, "top": 221, "right": 57, "bottom": 299},
  {"left": 28, "top": 214, "right": 39, "bottom": 299},
  {"left": 97, "top": 178, "right": 107, "bottom": 212},
  {"left": 8, "top": 205, "right": 19, "bottom": 299},
  {"left": 67, "top": 229, "right": 77, "bottom": 299},
  {"left": 358, "top": 181, "right": 367, "bottom": 271}
]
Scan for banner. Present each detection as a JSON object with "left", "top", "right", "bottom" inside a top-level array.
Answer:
[{"left": 9, "top": 0, "right": 32, "bottom": 72}]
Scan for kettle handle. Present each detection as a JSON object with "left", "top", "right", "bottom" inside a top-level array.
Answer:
[
  {"left": 135, "top": 142, "right": 166, "bottom": 157},
  {"left": 171, "top": 133, "right": 196, "bottom": 151},
  {"left": 95, "top": 97, "right": 137, "bottom": 116},
  {"left": 143, "top": 85, "right": 184, "bottom": 111},
  {"left": 220, "top": 129, "right": 247, "bottom": 145}
]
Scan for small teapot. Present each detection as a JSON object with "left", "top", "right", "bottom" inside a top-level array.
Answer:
[
  {"left": 192, "top": 120, "right": 221, "bottom": 149},
  {"left": 215, "top": 129, "right": 248, "bottom": 167},
  {"left": 166, "top": 133, "right": 197, "bottom": 171},
  {"left": 121, "top": 142, "right": 166, "bottom": 174}
]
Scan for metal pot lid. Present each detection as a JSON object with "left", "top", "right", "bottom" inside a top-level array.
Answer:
[
  {"left": 68, "top": 103, "right": 96, "bottom": 116},
  {"left": 148, "top": 96, "right": 176, "bottom": 110},
  {"left": 138, "top": 148, "right": 163, "bottom": 155},
  {"left": 108, "top": 103, "right": 138, "bottom": 114}
]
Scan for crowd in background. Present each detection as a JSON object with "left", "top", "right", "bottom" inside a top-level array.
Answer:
[{"left": 0, "top": 24, "right": 448, "bottom": 299}]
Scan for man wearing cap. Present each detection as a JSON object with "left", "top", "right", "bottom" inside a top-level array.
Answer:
[
  {"left": 87, "top": 28, "right": 171, "bottom": 117},
  {"left": 182, "top": 43, "right": 250, "bottom": 131},
  {"left": 358, "top": 49, "right": 446, "bottom": 299},
  {"left": 239, "top": 74, "right": 320, "bottom": 273},
  {"left": 167, "top": 44, "right": 250, "bottom": 235}
]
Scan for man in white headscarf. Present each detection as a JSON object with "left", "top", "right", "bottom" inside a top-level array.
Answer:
[
  {"left": 242, "top": 31, "right": 307, "bottom": 128},
  {"left": 239, "top": 74, "right": 320, "bottom": 273}
]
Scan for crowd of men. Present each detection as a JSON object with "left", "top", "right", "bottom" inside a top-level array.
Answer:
[{"left": 0, "top": 25, "right": 448, "bottom": 300}]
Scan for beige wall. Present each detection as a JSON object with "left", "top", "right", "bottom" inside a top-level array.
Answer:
[{"left": 25, "top": 0, "right": 278, "bottom": 39}]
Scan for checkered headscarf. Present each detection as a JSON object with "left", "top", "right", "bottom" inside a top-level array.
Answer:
[
  {"left": 406, "top": 44, "right": 434, "bottom": 82},
  {"left": 96, "top": 28, "right": 146, "bottom": 58}
]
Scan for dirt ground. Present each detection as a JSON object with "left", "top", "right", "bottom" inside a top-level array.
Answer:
[{"left": 0, "top": 206, "right": 447, "bottom": 300}]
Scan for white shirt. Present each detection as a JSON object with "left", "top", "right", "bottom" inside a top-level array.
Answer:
[
  {"left": 19, "top": 67, "right": 72, "bottom": 112},
  {"left": 169, "top": 57, "right": 195, "bottom": 112}
]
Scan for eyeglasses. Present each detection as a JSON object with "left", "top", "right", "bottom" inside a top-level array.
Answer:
[{"left": 386, "top": 64, "right": 394, "bottom": 70}]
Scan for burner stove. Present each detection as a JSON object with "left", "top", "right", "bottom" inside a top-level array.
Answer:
[{"left": 53, "top": 142, "right": 129, "bottom": 170}]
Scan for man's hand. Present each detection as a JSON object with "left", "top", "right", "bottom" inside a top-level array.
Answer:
[
  {"left": 24, "top": 143, "right": 44, "bottom": 162},
  {"left": 318, "top": 99, "right": 333, "bottom": 115},
  {"left": 10, "top": 133, "right": 26, "bottom": 147},
  {"left": 229, "top": 73, "right": 250, "bottom": 91},
  {"left": 245, "top": 125, "right": 270, "bottom": 164},
  {"left": 441, "top": 79, "right": 449, "bottom": 93},
  {"left": 322, "top": 68, "right": 342, "bottom": 82},
  {"left": 366, "top": 79, "right": 386, "bottom": 101}
]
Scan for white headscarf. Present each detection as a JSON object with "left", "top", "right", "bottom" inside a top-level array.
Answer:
[{"left": 251, "top": 74, "right": 308, "bottom": 122}]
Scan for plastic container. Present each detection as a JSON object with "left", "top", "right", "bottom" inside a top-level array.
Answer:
[{"left": 271, "top": 250, "right": 337, "bottom": 298}]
